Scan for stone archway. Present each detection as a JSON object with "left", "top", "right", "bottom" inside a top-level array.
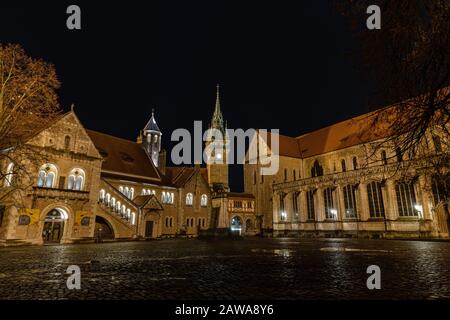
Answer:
[
  {"left": 230, "top": 216, "right": 243, "bottom": 235},
  {"left": 94, "top": 215, "right": 115, "bottom": 242}
]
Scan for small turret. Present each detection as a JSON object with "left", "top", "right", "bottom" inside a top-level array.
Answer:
[{"left": 142, "top": 109, "right": 162, "bottom": 168}]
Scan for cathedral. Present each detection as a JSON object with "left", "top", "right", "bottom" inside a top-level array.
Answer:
[
  {"left": 0, "top": 87, "right": 257, "bottom": 246},
  {"left": 243, "top": 105, "right": 449, "bottom": 239}
]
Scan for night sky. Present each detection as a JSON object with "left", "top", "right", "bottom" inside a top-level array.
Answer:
[{"left": 0, "top": 1, "right": 372, "bottom": 191}]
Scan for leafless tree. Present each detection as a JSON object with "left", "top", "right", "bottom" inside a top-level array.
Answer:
[
  {"left": 0, "top": 43, "right": 61, "bottom": 202},
  {"left": 338, "top": 1, "right": 449, "bottom": 180}
]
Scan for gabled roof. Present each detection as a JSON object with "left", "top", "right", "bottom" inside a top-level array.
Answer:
[
  {"left": 86, "top": 129, "right": 160, "bottom": 181},
  {"left": 166, "top": 166, "right": 208, "bottom": 188},
  {"left": 133, "top": 194, "right": 164, "bottom": 210}
]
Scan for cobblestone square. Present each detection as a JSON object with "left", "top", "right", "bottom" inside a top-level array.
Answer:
[{"left": 1, "top": 238, "right": 450, "bottom": 300}]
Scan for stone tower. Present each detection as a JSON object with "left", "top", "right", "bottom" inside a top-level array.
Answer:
[
  {"left": 206, "top": 84, "right": 229, "bottom": 192},
  {"left": 141, "top": 109, "right": 162, "bottom": 168}
]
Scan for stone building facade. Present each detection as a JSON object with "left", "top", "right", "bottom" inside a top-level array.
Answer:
[
  {"left": 244, "top": 107, "right": 449, "bottom": 239},
  {"left": 0, "top": 87, "right": 260, "bottom": 246}
]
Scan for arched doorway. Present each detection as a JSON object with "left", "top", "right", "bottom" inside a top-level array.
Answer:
[
  {"left": 245, "top": 219, "right": 253, "bottom": 233},
  {"left": 230, "top": 216, "right": 243, "bottom": 235},
  {"left": 94, "top": 216, "right": 115, "bottom": 242},
  {"left": 42, "top": 208, "right": 69, "bottom": 243}
]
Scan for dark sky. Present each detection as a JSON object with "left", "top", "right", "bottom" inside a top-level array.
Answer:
[{"left": 0, "top": 0, "right": 371, "bottom": 191}]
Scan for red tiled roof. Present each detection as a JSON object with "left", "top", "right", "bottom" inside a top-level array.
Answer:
[
  {"left": 259, "top": 106, "right": 396, "bottom": 159},
  {"left": 86, "top": 129, "right": 160, "bottom": 181}
]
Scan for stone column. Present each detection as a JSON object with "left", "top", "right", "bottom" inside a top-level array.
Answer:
[
  {"left": 358, "top": 182, "right": 370, "bottom": 221},
  {"left": 337, "top": 185, "right": 346, "bottom": 221},
  {"left": 384, "top": 179, "right": 398, "bottom": 221},
  {"left": 418, "top": 175, "right": 433, "bottom": 220},
  {"left": 316, "top": 188, "right": 325, "bottom": 222},
  {"left": 300, "top": 190, "right": 308, "bottom": 222},
  {"left": 273, "top": 192, "right": 280, "bottom": 224}
]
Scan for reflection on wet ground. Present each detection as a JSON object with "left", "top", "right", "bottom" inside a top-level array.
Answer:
[{"left": 0, "top": 238, "right": 450, "bottom": 300}]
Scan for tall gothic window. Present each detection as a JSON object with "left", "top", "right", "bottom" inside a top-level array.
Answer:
[
  {"left": 292, "top": 192, "right": 300, "bottom": 221},
  {"left": 306, "top": 190, "right": 315, "bottom": 220},
  {"left": 343, "top": 185, "right": 358, "bottom": 218},
  {"left": 367, "top": 181, "right": 385, "bottom": 218},
  {"left": 431, "top": 174, "right": 449, "bottom": 205},
  {"left": 279, "top": 193, "right": 287, "bottom": 221},
  {"left": 352, "top": 157, "right": 358, "bottom": 170},
  {"left": 395, "top": 181, "right": 419, "bottom": 217},
  {"left": 324, "top": 187, "right": 336, "bottom": 219},
  {"left": 311, "top": 160, "right": 324, "bottom": 177},
  {"left": 341, "top": 159, "right": 347, "bottom": 172}
]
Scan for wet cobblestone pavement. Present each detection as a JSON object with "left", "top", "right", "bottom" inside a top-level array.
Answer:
[{"left": 1, "top": 238, "right": 450, "bottom": 300}]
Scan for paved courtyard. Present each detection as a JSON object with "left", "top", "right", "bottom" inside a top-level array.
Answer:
[{"left": 1, "top": 238, "right": 450, "bottom": 300}]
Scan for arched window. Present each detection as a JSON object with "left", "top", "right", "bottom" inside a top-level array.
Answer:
[
  {"left": 395, "top": 181, "right": 419, "bottom": 217},
  {"left": 4, "top": 162, "right": 14, "bottom": 187},
  {"left": 311, "top": 160, "right": 323, "bottom": 177},
  {"left": 131, "top": 212, "right": 136, "bottom": 225},
  {"left": 129, "top": 188, "right": 134, "bottom": 199},
  {"left": 352, "top": 157, "right": 358, "bottom": 170},
  {"left": 64, "top": 135, "right": 71, "bottom": 151},
  {"left": 341, "top": 159, "right": 347, "bottom": 172},
  {"left": 110, "top": 197, "right": 116, "bottom": 208},
  {"left": 201, "top": 194, "right": 208, "bottom": 207},
  {"left": 126, "top": 208, "right": 131, "bottom": 220},
  {"left": 119, "top": 186, "right": 124, "bottom": 194},
  {"left": 124, "top": 187, "right": 129, "bottom": 197},
  {"left": 37, "top": 164, "right": 58, "bottom": 188},
  {"left": 121, "top": 205, "right": 126, "bottom": 216},
  {"left": 284, "top": 168, "right": 288, "bottom": 181},
  {"left": 323, "top": 187, "right": 336, "bottom": 219},
  {"left": 367, "top": 181, "right": 385, "bottom": 218},
  {"left": 293, "top": 170, "right": 296, "bottom": 181},
  {"left": 67, "top": 168, "right": 85, "bottom": 191},
  {"left": 306, "top": 190, "right": 315, "bottom": 220},
  {"left": 343, "top": 185, "right": 357, "bottom": 218},
  {"left": 381, "top": 150, "right": 388, "bottom": 165},
  {"left": 431, "top": 174, "right": 450, "bottom": 206},
  {"left": 186, "top": 193, "right": 193, "bottom": 206},
  {"left": 116, "top": 201, "right": 121, "bottom": 213},
  {"left": 279, "top": 193, "right": 287, "bottom": 221},
  {"left": 105, "top": 193, "right": 111, "bottom": 206},
  {"left": 99, "top": 189, "right": 106, "bottom": 202},
  {"left": 292, "top": 191, "right": 300, "bottom": 222}
]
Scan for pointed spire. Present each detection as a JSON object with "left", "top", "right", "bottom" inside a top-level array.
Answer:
[
  {"left": 144, "top": 108, "right": 161, "bottom": 132},
  {"left": 211, "top": 84, "right": 224, "bottom": 132},
  {"left": 214, "top": 84, "right": 221, "bottom": 115}
]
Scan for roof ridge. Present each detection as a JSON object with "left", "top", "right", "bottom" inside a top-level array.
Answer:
[{"left": 86, "top": 129, "right": 138, "bottom": 145}]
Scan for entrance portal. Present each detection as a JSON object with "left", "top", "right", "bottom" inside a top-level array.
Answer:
[
  {"left": 94, "top": 216, "right": 115, "bottom": 242},
  {"left": 230, "top": 216, "right": 243, "bottom": 235},
  {"left": 42, "top": 208, "right": 69, "bottom": 243}
]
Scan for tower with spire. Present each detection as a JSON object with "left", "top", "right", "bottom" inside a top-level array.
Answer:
[
  {"left": 141, "top": 109, "right": 162, "bottom": 168},
  {"left": 206, "top": 84, "right": 229, "bottom": 192}
]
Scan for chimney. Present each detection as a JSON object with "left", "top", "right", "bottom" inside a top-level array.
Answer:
[{"left": 158, "top": 149, "right": 167, "bottom": 175}]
